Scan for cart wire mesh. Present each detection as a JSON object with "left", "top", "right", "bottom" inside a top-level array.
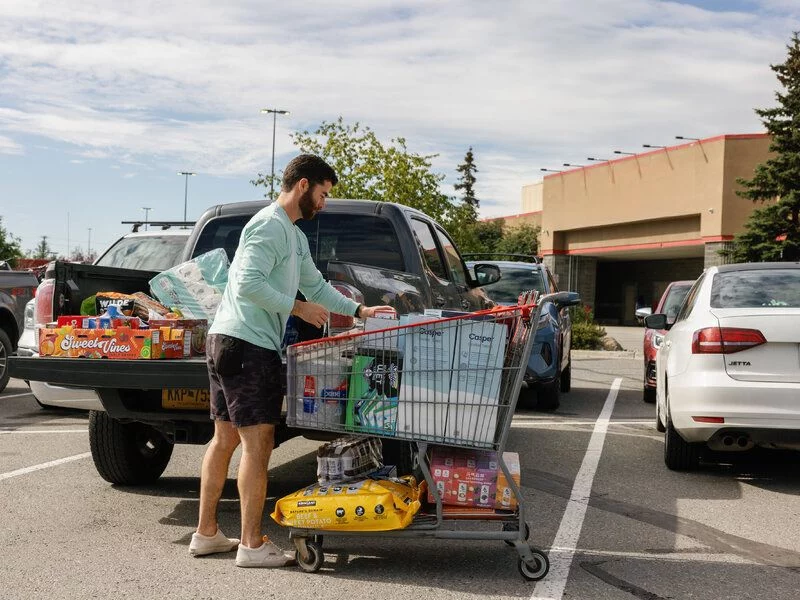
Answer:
[{"left": 286, "top": 298, "right": 538, "bottom": 452}]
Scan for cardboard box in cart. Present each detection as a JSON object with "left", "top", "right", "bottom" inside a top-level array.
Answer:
[{"left": 428, "top": 447, "right": 521, "bottom": 510}]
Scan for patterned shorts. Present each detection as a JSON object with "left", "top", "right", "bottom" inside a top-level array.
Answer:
[{"left": 207, "top": 334, "right": 284, "bottom": 427}]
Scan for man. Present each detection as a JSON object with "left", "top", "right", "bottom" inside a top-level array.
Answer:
[{"left": 189, "top": 154, "right": 392, "bottom": 567}]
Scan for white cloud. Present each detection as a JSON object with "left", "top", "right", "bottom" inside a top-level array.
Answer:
[
  {"left": 122, "top": 172, "right": 136, "bottom": 179},
  {"left": 0, "top": 134, "right": 23, "bottom": 155},
  {"left": 0, "top": 0, "right": 796, "bottom": 213}
]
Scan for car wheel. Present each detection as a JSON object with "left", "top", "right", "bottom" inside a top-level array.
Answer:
[
  {"left": 664, "top": 411, "right": 700, "bottom": 471},
  {"left": 656, "top": 402, "right": 666, "bottom": 433},
  {"left": 536, "top": 378, "right": 560, "bottom": 411},
  {"left": 559, "top": 355, "right": 571, "bottom": 393},
  {"left": 88, "top": 410, "right": 174, "bottom": 485},
  {"left": 517, "top": 384, "right": 537, "bottom": 410},
  {"left": 0, "top": 328, "right": 12, "bottom": 394},
  {"left": 642, "top": 387, "right": 656, "bottom": 404}
]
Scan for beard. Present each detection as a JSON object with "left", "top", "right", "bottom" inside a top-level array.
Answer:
[{"left": 299, "top": 188, "right": 318, "bottom": 220}]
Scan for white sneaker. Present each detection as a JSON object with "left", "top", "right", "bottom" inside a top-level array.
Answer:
[
  {"left": 189, "top": 529, "right": 240, "bottom": 556},
  {"left": 235, "top": 538, "right": 296, "bottom": 568}
]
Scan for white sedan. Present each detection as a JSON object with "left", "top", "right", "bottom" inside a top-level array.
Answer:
[{"left": 648, "top": 262, "right": 800, "bottom": 470}]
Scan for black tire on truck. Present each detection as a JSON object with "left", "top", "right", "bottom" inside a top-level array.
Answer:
[
  {"left": 381, "top": 439, "right": 417, "bottom": 477},
  {"left": 88, "top": 410, "right": 174, "bottom": 485},
  {"left": 0, "top": 328, "right": 12, "bottom": 394}
]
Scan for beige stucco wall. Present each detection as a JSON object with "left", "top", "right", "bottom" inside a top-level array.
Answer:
[
  {"left": 521, "top": 181, "right": 543, "bottom": 213},
  {"left": 538, "top": 135, "right": 770, "bottom": 255}
]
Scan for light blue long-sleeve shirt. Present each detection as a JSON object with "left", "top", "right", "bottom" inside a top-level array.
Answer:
[{"left": 209, "top": 203, "right": 359, "bottom": 351}]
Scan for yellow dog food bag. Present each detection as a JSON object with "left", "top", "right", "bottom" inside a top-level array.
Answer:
[{"left": 271, "top": 476, "right": 421, "bottom": 532}]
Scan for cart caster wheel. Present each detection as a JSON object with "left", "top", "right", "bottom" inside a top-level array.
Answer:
[
  {"left": 297, "top": 540, "right": 324, "bottom": 573},
  {"left": 503, "top": 521, "right": 530, "bottom": 546},
  {"left": 518, "top": 550, "right": 549, "bottom": 581}
]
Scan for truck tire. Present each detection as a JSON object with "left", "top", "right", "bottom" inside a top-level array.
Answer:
[
  {"left": 536, "top": 378, "right": 560, "bottom": 411},
  {"left": 0, "top": 328, "right": 12, "bottom": 394},
  {"left": 89, "top": 410, "right": 174, "bottom": 485},
  {"left": 381, "top": 439, "right": 417, "bottom": 477}
]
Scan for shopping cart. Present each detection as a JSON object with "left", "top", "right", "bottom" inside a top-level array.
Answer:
[{"left": 283, "top": 294, "right": 549, "bottom": 581}]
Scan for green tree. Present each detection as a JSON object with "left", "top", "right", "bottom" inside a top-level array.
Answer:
[
  {"left": 32, "top": 235, "right": 54, "bottom": 259},
  {"left": 0, "top": 216, "right": 23, "bottom": 267},
  {"left": 252, "top": 117, "right": 453, "bottom": 224},
  {"left": 454, "top": 147, "right": 478, "bottom": 218},
  {"left": 495, "top": 223, "right": 541, "bottom": 258},
  {"left": 726, "top": 32, "right": 800, "bottom": 262}
]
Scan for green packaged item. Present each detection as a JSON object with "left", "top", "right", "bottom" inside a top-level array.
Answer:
[{"left": 346, "top": 350, "right": 402, "bottom": 435}]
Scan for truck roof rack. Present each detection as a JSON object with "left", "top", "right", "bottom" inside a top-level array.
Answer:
[{"left": 121, "top": 221, "right": 195, "bottom": 233}]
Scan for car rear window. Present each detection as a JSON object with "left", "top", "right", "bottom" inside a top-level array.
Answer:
[
  {"left": 95, "top": 235, "right": 188, "bottom": 271},
  {"left": 193, "top": 212, "right": 404, "bottom": 273},
  {"left": 710, "top": 269, "right": 800, "bottom": 308},
  {"left": 480, "top": 265, "right": 546, "bottom": 303}
]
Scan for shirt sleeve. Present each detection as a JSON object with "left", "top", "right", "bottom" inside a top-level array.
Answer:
[
  {"left": 233, "top": 218, "right": 296, "bottom": 314},
  {"left": 298, "top": 243, "right": 359, "bottom": 316}
]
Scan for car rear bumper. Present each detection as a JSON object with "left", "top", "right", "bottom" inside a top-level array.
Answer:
[
  {"left": 669, "top": 370, "right": 800, "bottom": 444},
  {"left": 16, "top": 344, "right": 104, "bottom": 411}
]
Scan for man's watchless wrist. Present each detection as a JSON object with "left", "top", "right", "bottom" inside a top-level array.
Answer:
[{"left": 354, "top": 303, "right": 364, "bottom": 318}]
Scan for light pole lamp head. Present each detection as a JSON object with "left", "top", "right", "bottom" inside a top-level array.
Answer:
[{"left": 261, "top": 108, "right": 290, "bottom": 115}]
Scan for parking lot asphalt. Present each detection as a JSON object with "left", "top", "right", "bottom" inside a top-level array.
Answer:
[{"left": 2, "top": 356, "right": 799, "bottom": 600}]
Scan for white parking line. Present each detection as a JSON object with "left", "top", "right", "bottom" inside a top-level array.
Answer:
[
  {"left": 531, "top": 377, "right": 622, "bottom": 600},
  {"left": 512, "top": 419, "right": 652, "bottom": 428},
  {"left": 0, "top": 392, "right": 34, "bottom": 400},
  {"left": 0, "top": 453, "right": 91, "bottom": 481},
  {"left": 0, "top": 430, "right": 87, "bottom": 435}
]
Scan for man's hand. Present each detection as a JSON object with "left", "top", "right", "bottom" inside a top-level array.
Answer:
[
  {"left": 292, "top": 300, "right": 329, "bottom": 328},
  {"left": 359, "top": 305, "right": 396, "bottom": 319}
]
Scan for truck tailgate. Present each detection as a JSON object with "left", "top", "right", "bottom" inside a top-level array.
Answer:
[{"left": 8, "top": 356, "right": 209, "bottom": 389}]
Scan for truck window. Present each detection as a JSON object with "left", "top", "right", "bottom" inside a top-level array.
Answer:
[
  {"left": 411, "top": 218, "right": 448, "bottom": 281},
  {"left": 95, "top": 235, "right": 188, "bottom": 271},
  {"left": 192, "top": 215, "right": 251, "bottom": 262},
  {"left": 299, "top": 213, "right": 405, "bottom": 273},
  {"left": 434, "top": 227, "right": 468, "bottom": 286}
]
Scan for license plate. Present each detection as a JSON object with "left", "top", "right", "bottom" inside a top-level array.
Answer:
[{"left": 161, "top": 388, "right": 210, "bottom": 410}]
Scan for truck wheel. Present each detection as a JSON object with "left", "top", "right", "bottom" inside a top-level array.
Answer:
[
  {"left": 560, "top": 362, "right": 571, "bottom": 393},
  {"left": 536, "top": 378, "right": 560, "bottom": 411},
  {"left": 381, "top": 439, "right": 417, "bottom": 476},
  {"left": 0, "top": 328, "right": 12, "bottom": 394},
  {"left": 89, "top": 410, "right": 174, "bottom": 485}
]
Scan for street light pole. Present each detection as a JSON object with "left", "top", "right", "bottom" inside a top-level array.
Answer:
[
  {"left": 261, "top": 108, "right": 290, "bottom": 200},
  {"left": 87, "top": 227, "right": 92, "bottom": 260},
  {"left": 177, "top": 171, "right": 196, "bottom": 225}
]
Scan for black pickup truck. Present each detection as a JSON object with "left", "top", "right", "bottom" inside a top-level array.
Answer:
[
  {"left": 10, "top": 199, "right": 501, "bottom": 485},
  {"left": 0, "top": 269, "right": 39, "bottom": 392}
]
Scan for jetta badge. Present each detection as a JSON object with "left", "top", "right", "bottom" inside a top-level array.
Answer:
[{"left": 728, "top": 361, "right": 751, "bottom": 366}]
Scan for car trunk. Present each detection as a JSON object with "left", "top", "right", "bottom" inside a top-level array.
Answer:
[{"left": 711, "top": 308, "right": 800, "bottom": 383}]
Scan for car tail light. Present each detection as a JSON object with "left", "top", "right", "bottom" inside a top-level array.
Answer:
[
  {"left": 691, "top": 327, "right": 766, "bottom": 354},
  {"left": 34, "top": 279, "right": 55, "bottom": 326},
  {"left": 692, "top": 416, "right": 725, "bottom": 423},
  {"left": 329, "top": 282, "right": 364, "bottom": 330}
]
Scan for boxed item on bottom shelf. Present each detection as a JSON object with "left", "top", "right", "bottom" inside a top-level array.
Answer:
[
  {"left": 347, "top": 349, "right": 402, "bottom": 435},
  {"left": 427, "top": 447, "right": 521, "bottom": 510},
  {"left": 316, "top": 437, "right": 383, "bottom": 484},
  {"left": 38, "top": 325, "right": 192, "bottom": 359}
]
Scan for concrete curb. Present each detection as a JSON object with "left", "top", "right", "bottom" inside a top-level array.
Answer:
[{"left": 573, "top": 349, "right": 640, "bottom": 359}]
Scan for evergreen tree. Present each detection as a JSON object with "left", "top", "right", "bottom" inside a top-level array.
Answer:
[
  {"left": 727, "top": 32, "right": 800, "bottom": 262},
  {"left": 454, "top": 147, "right": 478, "bottom": 217},
  {"left": 32, "top": 235, "right": 54, "bottom": 259}
]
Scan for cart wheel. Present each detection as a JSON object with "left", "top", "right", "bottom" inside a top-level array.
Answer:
[
  {"left": 297, "top": 540, "right": 324, "bottom": 573},
  {"left": 518, "top": 550, "right": 549, "bottom": 581},
  {"left": 503, "top": 521, "right": 530, "bottom": 546}
]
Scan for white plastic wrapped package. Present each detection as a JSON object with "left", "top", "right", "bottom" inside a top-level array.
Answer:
[{"left": 148, "top": 248, "right": 230, "bottom": 324}]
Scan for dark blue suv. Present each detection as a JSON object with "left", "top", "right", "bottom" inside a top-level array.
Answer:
[{"left": 466, "top": 257, "right": 580, "bottom": 410}]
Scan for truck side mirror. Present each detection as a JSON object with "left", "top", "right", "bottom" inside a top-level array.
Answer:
[
  {"left": 547, "top": 291, "right": 581, "bottom": 308},
  {"left": 644, "top": 313, "right": 668, "bottom": 330},
  {"left": 473, "top": 264, "right": 501, "bottom": 286}
]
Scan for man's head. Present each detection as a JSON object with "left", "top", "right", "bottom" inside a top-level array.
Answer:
[{"left": 282, "top": 154, "right": 337, "bottom": 220}]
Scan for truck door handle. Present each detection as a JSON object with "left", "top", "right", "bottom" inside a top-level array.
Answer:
[{"left": 435, "top": 294, "right": 446, "bottom": 307}]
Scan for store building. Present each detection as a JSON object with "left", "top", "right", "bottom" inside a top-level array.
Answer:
[{"left": 514, "top": 133, "right": 772, "bottom": 324}]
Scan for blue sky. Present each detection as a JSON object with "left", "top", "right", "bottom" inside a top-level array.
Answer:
[{"left": 1, "top": 0, "right": 798, "bottom": 257}]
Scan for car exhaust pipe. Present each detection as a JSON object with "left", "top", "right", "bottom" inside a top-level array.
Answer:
[
  {"left": 722, "top": 435, "right": 735, "bottom": 447},
  {"left": 737, "top": 435, "right": 750, "bottom": 448}
]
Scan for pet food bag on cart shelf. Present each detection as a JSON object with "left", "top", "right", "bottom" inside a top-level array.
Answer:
[
  {"left": 148, "top": 248, "right": 230, "bottom": 324},
  {"left": 293, "top": 352, "right": 352, "bottom": 428},
  {"left": 316, "top": 437, "right": 383, "bottom": 484},
  {"left": 346, "top": 349, "right": 402, "bottom": 435},
  {"left": 271, "top": 476, "right": 422, "bottom": 532},
  {"left": 428, "top": 447, "right": 521, "bottom": 510}
]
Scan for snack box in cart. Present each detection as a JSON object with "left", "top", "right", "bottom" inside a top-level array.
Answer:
[
  {"left": 428, "top": 447, "right": 521, "bottom": 510},
  {"left": 38, "top": 325, "right": 192, "bottom": 359}
]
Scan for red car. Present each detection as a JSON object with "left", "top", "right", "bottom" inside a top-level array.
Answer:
[{"left": 642, "top": 280, "right": 694, "bottom": 402}]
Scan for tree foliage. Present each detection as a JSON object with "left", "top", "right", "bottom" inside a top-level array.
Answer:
[
  {"left": 495, "top": 223, "right": 541, "bottom": 257},
  {"left": 32, "top": 235, "right": 55, "bottom": 260},
  {"left": 0, "top": 216, "right": 23, "bottom": 267},
  {"left": 454, "top": 147, "right": 478, "bottom": 213},
  {"left": 253, "top": 117, "right": 453, "bottom": 224},
  {"left": 727, "top": 32, "right": 800, "bottom": 262}
]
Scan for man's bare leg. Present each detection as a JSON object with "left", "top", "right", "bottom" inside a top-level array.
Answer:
[
  {"left": 237, "top": 423, "right": 275, "bottom": 548},
  {"left": 197, "top": 420, "right": 241, "bottom": 537}
]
